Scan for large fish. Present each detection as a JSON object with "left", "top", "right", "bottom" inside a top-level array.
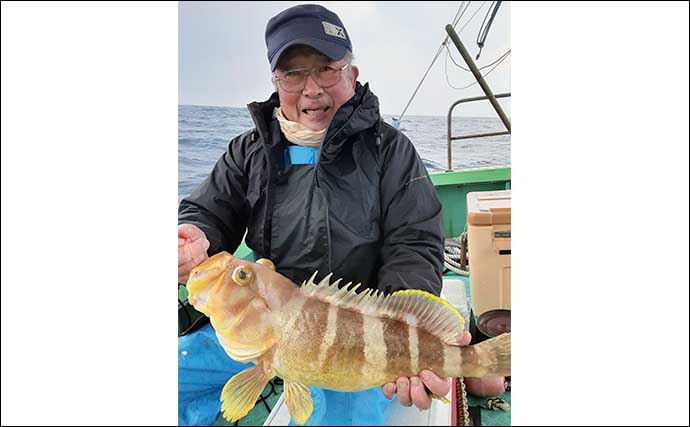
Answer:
[{"left": 186, "top": 252, "right": 511, "bottom": 424}]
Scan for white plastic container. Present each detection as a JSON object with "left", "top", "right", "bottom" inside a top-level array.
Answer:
[{"left": 466, "top": 190, "right": 511, "bottom": 316}]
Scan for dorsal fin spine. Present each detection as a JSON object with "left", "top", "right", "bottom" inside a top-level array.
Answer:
[
  {"left": 317, "top": 273, "right": 333, "bottom": 287},
  {"left": 308, "top": 271, "right": 318, "bottom": 286}
]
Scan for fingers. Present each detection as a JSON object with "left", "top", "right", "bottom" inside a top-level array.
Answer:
[
  {"left": 178, "top": 238, "right": 209, "bottom": 267},
  {"left": 178, "top": 255, "right": 207, "bottom": 284},
  {"left": 178, "top": 223, "right": 205, "bottom": 240},
  {"left": 419, "top": 370, "right": 451, "bottom": 400},
  {"left": 396, "top": 377, "right": 412, "bottom": 407},
  {"left": 178, "top": 224, "right": 210, "bottom": 284},
  {"left": 178, "top": 271, "right": 190, "bottom": 285},
  {"left": 382, "top": 383, "right": 396, "bottom": 400},
  {"left": 187, "top": 236, "right": 211, "bottom": 261},
  {"left": 389, "top": 374, "right": 449, "bottom": 410},
  {"left": 460, "top": 331, "right": 472, "bottom": 346},
  {"left": 178, "top": 226, "right": 210, "bottom": 267},
  {"left": 409, "top": 376, "right": 432, "bottom": 410},
  {"left": 178, "top": 258, "right": 196, "bottom": 283},
  {"left": 464, "top": 376, "right": 506, "bottom": 398},
  {"left": 178, "top": 249, "right": 209, "bottom": 281}
]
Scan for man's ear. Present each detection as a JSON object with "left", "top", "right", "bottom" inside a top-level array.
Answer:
[{"left": 350, "top": 65, "right": 359, "bottom": 87}]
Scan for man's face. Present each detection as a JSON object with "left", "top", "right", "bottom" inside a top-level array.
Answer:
[{"left": 274, "top": 52, "right": 359, "bottom": 132}]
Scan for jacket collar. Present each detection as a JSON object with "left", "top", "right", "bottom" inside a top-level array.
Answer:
[{"left": 247, "top": 82, "right": 380, "bottom": 162}]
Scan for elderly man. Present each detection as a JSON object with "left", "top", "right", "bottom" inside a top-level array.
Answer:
[{"left": 178, "top": 4, "right": 459, "bottom": 425}]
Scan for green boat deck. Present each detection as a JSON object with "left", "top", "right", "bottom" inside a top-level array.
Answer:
[{"left": 431, "top": 166, "right": 511, "bottom": 238}]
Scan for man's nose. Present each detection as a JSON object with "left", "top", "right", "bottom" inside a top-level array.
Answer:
[{"left": 302, "top": 73, "right": 324, "bottom": 96}]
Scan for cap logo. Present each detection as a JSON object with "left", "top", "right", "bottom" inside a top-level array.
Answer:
[{"left": 322, "top": 21, "right": 347, "bottom": 40}]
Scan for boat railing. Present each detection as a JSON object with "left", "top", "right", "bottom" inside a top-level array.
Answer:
[
  {"left": 444, "top": 23, "right": 511, "bottom": 172},
  {"left": 446, "top": 92, "right": 511, "bottom": 171}
]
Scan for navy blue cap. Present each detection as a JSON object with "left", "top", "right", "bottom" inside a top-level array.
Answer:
[{"left": 265, "top": 4, "right": 352, "bottom": 71}]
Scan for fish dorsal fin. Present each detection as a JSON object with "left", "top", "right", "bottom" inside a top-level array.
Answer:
[
  {"left": 301, "top": 274, "right": 465, "bottom": 345},
  {"left": 386, "top": 290, "right": 466, "bottom": 345}
]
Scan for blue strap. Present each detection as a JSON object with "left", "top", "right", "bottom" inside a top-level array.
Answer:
[{"left": 284, "top": 146, "right": 319, "bottom": 165}]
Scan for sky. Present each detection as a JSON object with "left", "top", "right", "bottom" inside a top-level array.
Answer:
[{"left": 179, "top": 1, "right": 511, "bottom": 117}]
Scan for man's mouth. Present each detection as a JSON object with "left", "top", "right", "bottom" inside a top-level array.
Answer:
[{"left": 301, "top": 106, "right": 331, "bottom": 115}]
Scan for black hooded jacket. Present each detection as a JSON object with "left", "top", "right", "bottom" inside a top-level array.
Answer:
[{"left": 179, "top": 82, "right": 445, "bottom": 295}]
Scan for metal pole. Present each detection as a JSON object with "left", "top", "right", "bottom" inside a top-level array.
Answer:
[
  {"left": 447, "top": 106, "right": 453, "bottom": 171},
  {"left": 445, "top": 24, "right": 511, "bottom": 133},
  {"left": 451, "top": 130, "right": 510, "bottom": 141}
]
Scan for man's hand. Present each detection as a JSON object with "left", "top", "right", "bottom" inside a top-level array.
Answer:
[
  {"left": 178, "top": 224, "right": 210, "bottom": 284},
  {"left": 463, "top": 376, "right": 507, "bottom": 398},
  {"left": 381, "top": 331, "right": 472, "bottom": 410}
]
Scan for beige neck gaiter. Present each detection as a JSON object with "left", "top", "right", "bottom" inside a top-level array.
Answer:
[{"left": 274, "top": 108, "right": 327, "bottom": 148}]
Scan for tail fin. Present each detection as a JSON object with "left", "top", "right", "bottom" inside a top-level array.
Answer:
[{"left": 475, "top": 333, "right": 511, "bottom": 377}]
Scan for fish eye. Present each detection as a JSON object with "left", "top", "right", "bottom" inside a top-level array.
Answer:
[
  {"left": 232, "top": 266, "right": 254, "bottom": 286},
  {"left": 255, "top": 258, "right": 275, "bottom": 270}
]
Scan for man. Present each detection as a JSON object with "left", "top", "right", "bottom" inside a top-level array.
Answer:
[{"left": 178, "top": 4, "right": 461, "bottom": 425}]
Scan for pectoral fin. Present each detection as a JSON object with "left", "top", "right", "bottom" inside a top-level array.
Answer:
[
  {"left": 219, "top": 364, "right": 270, "bottom": 422},
  {"left": 284, "top": 381, "right": 314, "bottom": 426}
]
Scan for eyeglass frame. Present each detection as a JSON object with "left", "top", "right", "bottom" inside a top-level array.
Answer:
[{"left": 271, "top": 63, "right": 351, "bottom": 93}]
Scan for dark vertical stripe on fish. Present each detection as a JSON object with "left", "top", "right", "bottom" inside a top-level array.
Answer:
[
  {"left": 382, "top": 318, "right": 411, "bottom": 377},
  {"left": 417, "top": 329, "right": 445, "bottom": 374},
  {"left": 323, "top": 307, "right": 366, "bottom": 374}
]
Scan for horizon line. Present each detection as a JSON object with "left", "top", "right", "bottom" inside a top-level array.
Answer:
[{"left": 178, "top": 103, "right": 504, "bottom": 119}]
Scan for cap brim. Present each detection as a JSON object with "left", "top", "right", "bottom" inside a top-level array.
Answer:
[{"left": 270, "top": 37, "right": 350, "bottom": 71}]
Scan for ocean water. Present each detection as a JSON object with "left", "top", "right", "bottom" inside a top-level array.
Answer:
[{"left": 179, "top": 105, "right": 510, "bottom": 198}]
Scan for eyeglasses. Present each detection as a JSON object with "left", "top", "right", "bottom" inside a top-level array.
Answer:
[{"left": 272, "top": 64, "right": 350, "bottom": 93}]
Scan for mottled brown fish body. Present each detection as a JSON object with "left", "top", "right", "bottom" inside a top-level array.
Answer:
[
  {"left": 274, "top": 294, "right": 486, "bottom": 390},
  {"left": 275, "top": 295, "right": 371, "bottom": 390}
]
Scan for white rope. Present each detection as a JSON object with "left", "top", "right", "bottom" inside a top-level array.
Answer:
[{"left": 444, "top": 236, "right": 470, "bottom": 276}]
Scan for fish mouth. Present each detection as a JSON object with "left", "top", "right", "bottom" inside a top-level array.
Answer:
[{"left": 186, "top": 252, "right": 234, "bottom": 312}]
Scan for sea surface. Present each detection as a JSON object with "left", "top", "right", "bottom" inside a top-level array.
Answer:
[{"left": 179, "top": 105, "right": 510, "bottom": 198}]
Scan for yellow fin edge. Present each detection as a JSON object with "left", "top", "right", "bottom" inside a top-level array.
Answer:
[{"left": 391, "top": 289, "right": 466, "bottom": 334}]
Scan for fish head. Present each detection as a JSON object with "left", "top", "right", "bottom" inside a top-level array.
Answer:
[
  {"left": 186, "top": 252, "right": 298, "bottom": 358},
  {"left": 186, "top": 251, "right": 297, "bottom": 317}
]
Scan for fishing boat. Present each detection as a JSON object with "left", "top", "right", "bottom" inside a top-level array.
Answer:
[{"left": 178, "top": 7, "right": 511, "bottom": 427}]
